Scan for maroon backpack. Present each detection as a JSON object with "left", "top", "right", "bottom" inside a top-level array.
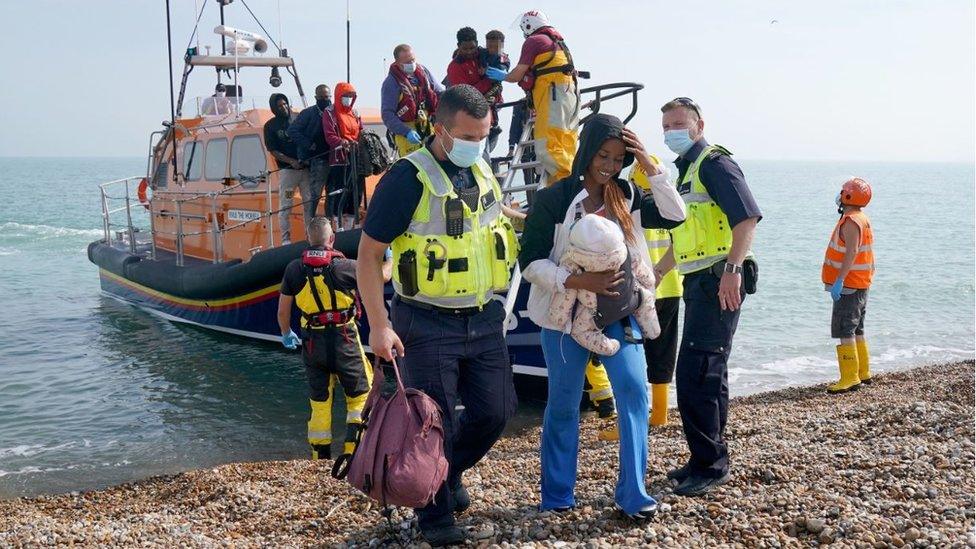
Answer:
[{"left": 336, "top": 358, "right": 448, "bottom": 509}]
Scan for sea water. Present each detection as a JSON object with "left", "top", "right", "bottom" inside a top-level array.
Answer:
[{"left": 0, "top": 157, "right": 972, "bottom": 498}]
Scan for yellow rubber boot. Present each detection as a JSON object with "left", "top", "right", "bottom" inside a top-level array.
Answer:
[
  {"left": 585, "top": 358, "right": 614, "bottom": 409},
  {"left": 650, "top": 383, "right": 669, "bottom": 427},
  {"left": 597, "top": 418, "right": 619, "bottom": 441},
  {"left": 343, "top": 390, "right": 369, "bottom": 455},
  {"left": 856, "top": 339, "right": 872, "bottom": 384},
  {"left": 586, "top": 357, "right": 618, "bottom": 440},
  {"left": 308, "top": 376, "right": 336, "bottom": 459},
  {"left": 827, "top": 344, "right": 861, "bottom": 394}
]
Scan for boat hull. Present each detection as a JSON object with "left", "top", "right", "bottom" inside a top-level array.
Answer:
[{"left": 89, "top": 238, "right": 547, "bottom": 378}]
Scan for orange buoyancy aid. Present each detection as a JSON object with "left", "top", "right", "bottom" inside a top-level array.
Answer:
[{"left": 822, "top": 210, "right": 875, "bottom": 289}]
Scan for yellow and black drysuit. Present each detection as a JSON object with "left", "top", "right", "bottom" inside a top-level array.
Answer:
[
  {"left": 280, "top": 247, "right": 373, "bottom": 460},
  {"left": 518, "top": 26, "right": 580, "bottom": 183}
]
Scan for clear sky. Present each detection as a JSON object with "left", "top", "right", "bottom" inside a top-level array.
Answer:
[{"left": 0, "top": 0, "right": 972, "bottom": 162}]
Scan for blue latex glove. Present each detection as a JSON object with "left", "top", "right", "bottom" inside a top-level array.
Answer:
[
  {"left": 485, "top": 67, "right": 508, "bottom": 82},
  {"left": 281, "top": 330, "right": 300, "bottom": 349},
  {"left": 405, "top": 130, "right": 422, "bottom": 144},
  {"left": 829, "top": 279, "right": 844, "bottom": 302}
]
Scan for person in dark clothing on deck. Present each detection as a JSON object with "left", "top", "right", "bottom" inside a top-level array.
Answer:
[
  {"left": 263, "top": 93, "right": 310, "bottom": 245},
  {"left": 287, "top": 84, "right": 332, "bottom": 221}
]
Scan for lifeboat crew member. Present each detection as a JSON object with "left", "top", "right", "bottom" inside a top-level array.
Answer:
[
  {"left": 358, "top": 85, "right": 519, "bottom": 547},
  {"left": 640, "top": 98, "right": 761, "bottom": 497},
  {"left": 486, "top": 10, "right": 580, "bottom": 184},
  {"left": 822, "top": 177, "right": 875, "bottom": 393},
  {"left": 277, "top": 217, "right": 372, "bottom": 461},
  {"left": 381, "top": 43, "right": 444, "bottom": 157},
  {"left": 628, "top": 157, "right": 683, "bottom": 427}
]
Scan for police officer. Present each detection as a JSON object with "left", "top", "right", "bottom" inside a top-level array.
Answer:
[
  {"left": 358, "top": 84, "right": 519, "bottom": 547},
  {"left": 634, "top": 98, "right": 761, "bottom": 497}
]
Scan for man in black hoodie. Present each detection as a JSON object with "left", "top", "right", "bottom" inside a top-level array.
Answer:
[{"left": 264, "top": 93, "right": 310, "bottom": 245}]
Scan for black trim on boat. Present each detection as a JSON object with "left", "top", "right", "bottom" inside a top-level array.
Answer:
[{"left": 88, "top": 229, "right": 363, "bottom": 300}]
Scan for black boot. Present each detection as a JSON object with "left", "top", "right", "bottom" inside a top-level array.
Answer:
[
  {"left": 594, "top": 397, "right": 616, "bottom": 418},
  {"left": 450, "top": 480, "right": 470, "bottom": 514},
  {"left": 421, "top": 524, "right": 465, "bottom": 547},
  {"left": 310, "top": 444, "right": 332, "bottom": 460}
]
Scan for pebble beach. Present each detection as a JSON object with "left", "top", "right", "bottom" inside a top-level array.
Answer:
[{"left": 1, "top": 361, "right": 973, "bottom": 548}]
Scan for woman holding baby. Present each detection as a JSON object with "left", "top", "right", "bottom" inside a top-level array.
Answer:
[{"left": 518, "top": 113, "right": 686, "bottom": 519}]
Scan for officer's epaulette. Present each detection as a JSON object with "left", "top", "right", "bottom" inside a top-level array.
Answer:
[{"left": 707, "top": 145, "right": 733, "bottom": 160}]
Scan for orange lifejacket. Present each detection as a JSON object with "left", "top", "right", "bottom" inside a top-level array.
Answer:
[{"left": 822, "top": 210, "right": 874, "bottom": 289}]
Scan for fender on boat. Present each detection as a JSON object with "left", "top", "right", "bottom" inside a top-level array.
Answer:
[{"left": 87, "top": 229, "right": 364, "bottom": 300}]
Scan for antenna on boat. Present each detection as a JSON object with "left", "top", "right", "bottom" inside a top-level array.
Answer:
[
  {"left": 218, "top": 0, "right": 228, "bottom": 85},
  {"left": 165, "top": 0, "right": 180, "bottom": 186},
  {"left": 345, "top": 0, "right": 351, "bottom": 82}
]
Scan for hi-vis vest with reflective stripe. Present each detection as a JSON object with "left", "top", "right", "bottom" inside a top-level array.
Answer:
[
  {"left": 821, "top": 210, "right": 874, "bottom": 289},
  {"left": 644, "top": 228, "right": 683, "bottom": 299},
  {"left": 390, "top": 147, "right": 519, "bottom": 308},
  {"left": 670, "top": 144, "right": 751, "bottom": 275}
]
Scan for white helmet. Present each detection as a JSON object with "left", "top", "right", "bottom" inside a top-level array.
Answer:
[{"left": 519, "top": 10, "right": 550, "bottom": 37}]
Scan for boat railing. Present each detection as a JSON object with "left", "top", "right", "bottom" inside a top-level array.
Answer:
[
  {"left": 99, "top": 176, "right": 154, "bottom": 257},
  {"left": 490, "top": 81, "right": 644, "bottom": 211},
  {"left": 100, "top": 169, "right": 296, "bottom": 267},
  {"left": 487, "top": 81, "right": 643, "bottom": 329}
]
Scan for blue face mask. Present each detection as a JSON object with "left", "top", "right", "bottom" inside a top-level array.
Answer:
[
  {"left": 442, "top": 130, "right": 485, "bottom": 168},
  {"left": 401, "top": 62, "right": 417, "bottom": 73},
  {"left": 664, "top": 129, "right": 695, "bottom": 155}
]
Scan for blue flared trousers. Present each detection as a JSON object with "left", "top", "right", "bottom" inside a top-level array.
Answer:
[{"left": 539, "top": 317, "right": 657, "bottom": 514}]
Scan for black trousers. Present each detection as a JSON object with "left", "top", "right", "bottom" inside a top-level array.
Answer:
[
  {"left": 390, "top": 298, "right": 517, "bottom": 530},
  {"left": 302, "top": 323, "right": 370, "bottom": 399},
  {"left": 643, "top": 296, "right": 680, "bottom": 384},
  {"left": 675, "top": 271, "right": 744, "bottom": 479}
]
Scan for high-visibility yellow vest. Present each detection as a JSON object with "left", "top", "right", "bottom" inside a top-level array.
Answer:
[
  {"left": 670, "top": 144, "right": 751, "bottom": 275},
  {"left": 628, "top": 158, "right": 683, "bottom": 299},
  {"left": 390, "top": 146, "right": 519, "bottom": 308},
  {"left": 644, "top": 228, "right": 682, "bottom": 299}
]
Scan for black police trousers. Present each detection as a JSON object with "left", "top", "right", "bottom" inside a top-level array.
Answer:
[
  {"left": 390, "top": 298, "right": 518, "bottom": 530},
  {"left": 643, "top": 296, "right": 680, "bottom": 384},
  {"left": 675, "top": 270, "right": 745, "bottom": 479}
]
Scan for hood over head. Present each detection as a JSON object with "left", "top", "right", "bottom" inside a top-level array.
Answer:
[
  {"left": 334, "top": 82, "right": 357, "bottom": 112},
  {"left": 268, "top": 92, "right": 290, "bottom": 115},
  {"left": 570, "top": 113, "right": 634, "bottom": 181}
]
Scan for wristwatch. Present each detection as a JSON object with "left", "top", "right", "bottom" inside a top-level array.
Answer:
[{"left": 723, "top": 262, "right": 743, "bottom": 275}]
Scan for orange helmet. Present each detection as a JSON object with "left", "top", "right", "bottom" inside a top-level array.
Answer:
[{"left": 839, "top": 177, "right": 872, "bottom": 207}]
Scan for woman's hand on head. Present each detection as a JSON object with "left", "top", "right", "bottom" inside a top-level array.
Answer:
[
  {"left": 622, "top": 128, "right": 660, "bottom": 177},
  {"left": 565, "top": 270, "right": 624, "bottom": 296}
]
